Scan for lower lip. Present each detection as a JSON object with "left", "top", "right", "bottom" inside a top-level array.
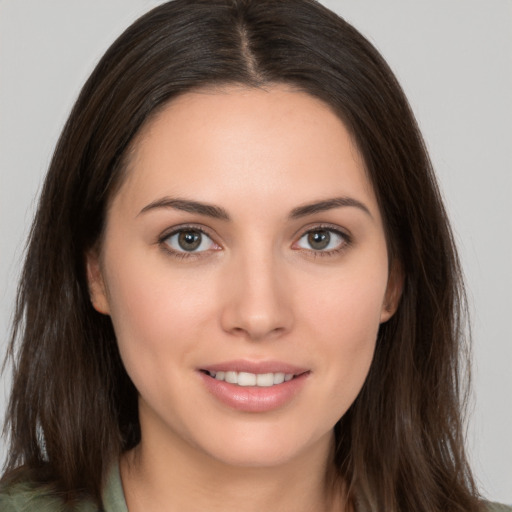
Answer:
[{"left": 198, "top": 371, "right": 309, "bottom": 413}]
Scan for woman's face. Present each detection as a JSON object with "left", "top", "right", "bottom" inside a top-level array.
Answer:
[{"left": 88, "top": 86, "right": 400, "bottom": 469}]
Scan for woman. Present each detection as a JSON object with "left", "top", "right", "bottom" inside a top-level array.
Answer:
[{"left": 0, "top": 0, "right": 508, "bottom": 511}]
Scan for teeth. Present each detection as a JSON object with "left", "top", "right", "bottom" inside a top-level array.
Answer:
[
  {"left": 238, "top": 372, "right": 256, "bottom": 386},
  {"left": 225, "top": 371, "right": 237, "bottom": 384},
  {"left": 256, "top": 373, "right": 273, "bottom": 387},
  {"left": 208, "top": 370, "right": 295, "bottom": 387},
  {"left": 273, "top": 372, "right": 285, "bottom": 384}
]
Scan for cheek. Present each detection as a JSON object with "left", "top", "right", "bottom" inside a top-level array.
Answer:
[
  {"left": 296, "top": 263, "right": 388, "bottom": 412},
  {"left": 299, "top": 259, "right": 388, "bottom": 346},
  {"left": 102, "top": 254, "right": 218, "bottom": 386}
]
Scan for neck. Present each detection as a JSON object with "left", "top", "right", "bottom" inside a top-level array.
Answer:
[{"left": 120, "top": 425, "right": 348, "bottom": 512}]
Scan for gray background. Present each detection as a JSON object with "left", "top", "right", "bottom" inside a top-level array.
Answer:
[{"left": 1, "top": 0, "right": 511, "bottom": 504}]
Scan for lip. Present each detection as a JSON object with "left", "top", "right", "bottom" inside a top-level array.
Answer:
[
  {"left": 197, "top": 360, "right": 310, "bottom": 413},
  {"left": 201, "top": 359, "right": 308, "bottom": 375}
]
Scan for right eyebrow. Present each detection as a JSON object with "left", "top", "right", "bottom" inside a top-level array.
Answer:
[
  {"left": 289, "top": 196, "right": 372, "bottom": 219},
  {"left": 138, "top": 197, "right": 230, "bottom": 220}
]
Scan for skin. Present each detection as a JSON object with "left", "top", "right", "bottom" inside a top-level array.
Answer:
[{"left": 87, "top": 85, "right": 401, "bottom": 512}]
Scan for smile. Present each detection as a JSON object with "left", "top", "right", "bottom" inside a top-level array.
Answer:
[
  {"left": 205, "top": 370, "right": 295, "bottom": 387},
  {"left": 198, "top": 362, "right": 310, "bottom": 412}
]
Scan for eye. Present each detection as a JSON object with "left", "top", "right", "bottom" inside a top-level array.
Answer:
[
  {"left": 163, "top": 228, "right": 218, "bottom": 253},
  {"left": 294, "top": 228, "right": 348, "bottom": 253}
]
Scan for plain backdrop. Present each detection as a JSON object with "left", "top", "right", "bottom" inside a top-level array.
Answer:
[{"left": 1, "top": 0, "right": 511, "bottom": 504}]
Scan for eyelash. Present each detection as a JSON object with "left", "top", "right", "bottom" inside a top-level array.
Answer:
[
  {"left": 293, "top": 224, "right": 352, "bottom": 258},
  {"left": 158, "top": 224, "right": 351, "bottom": 260},
  {"left": 158, "top": 224, "right": 219, "bottom": 260}
]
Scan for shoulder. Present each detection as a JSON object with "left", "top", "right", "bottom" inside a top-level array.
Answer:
[
  {"left": 0, "top": 462, "right": 126, "bottom": 512},
  {"left": 0, "top": 482, "right": 98, "bottom": 512},
  {"left": 485, "top": 503, "right": 512, "bottom": 512}
]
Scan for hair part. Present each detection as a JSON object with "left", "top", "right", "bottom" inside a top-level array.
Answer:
[{"left": 3, "top": 1, "right": 480, "bottom": 510}]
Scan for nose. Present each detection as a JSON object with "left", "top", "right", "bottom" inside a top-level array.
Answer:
[{"left": 219, "top": 251, "right": 294, "bottom": 341}]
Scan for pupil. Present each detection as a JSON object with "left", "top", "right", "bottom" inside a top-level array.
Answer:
[
  {"left": 308, "top": 230, "right": 330, "bottom": 250},
  {"left": 178, "top": 231, "right": 201, "bottom": 251}
]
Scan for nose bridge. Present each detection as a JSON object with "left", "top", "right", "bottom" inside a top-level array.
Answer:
[{"left": 220, "top": 242, "right": 293, "bottom": 340}]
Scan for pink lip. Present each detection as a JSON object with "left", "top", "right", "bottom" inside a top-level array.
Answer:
[
  {"left": 197, "top": 360, "right": 310, "bottom": 413},
  {"left": 201, "top": 359, "right": 308, "bottom": 375}
]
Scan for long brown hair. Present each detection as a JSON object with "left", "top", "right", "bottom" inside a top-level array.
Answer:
[{"left": 2, "top": 0, "right": 481, "bottom": 510}]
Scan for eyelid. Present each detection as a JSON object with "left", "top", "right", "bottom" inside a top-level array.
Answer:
[
  {"left": 158, "top": 223, "right": 215, "bottom": 241},
  {"left": 293, "top": 223, "right": 352, "bottom": 241},
  {"left": 156, "top": 222, "right": 351, "bottom": 260},
  {"left": 292, "top": 223, "right": 352, "bottom": 254},
  {"left": 158, "top": 223, "right": 222, "bottom": 257}
]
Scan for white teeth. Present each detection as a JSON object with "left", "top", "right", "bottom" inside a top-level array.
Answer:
[
  {"left": 273, "top": 372, "right": 285, "bottom": 384},
  {"left": 256, "top": 373, "right": 274, "bottom": 387},
  {"left": 238, "top": 372, "right": 257, "bottom": 386},
  {"left": 208, "top": 370, "right": 297, "bottom": 387},
  {"left": 225, "top": 371, "right": 237, "bottom": 384}
]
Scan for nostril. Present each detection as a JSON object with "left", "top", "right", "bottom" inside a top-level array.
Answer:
[
  {"left": 219, "top": 283, "right": 294, "bottom": 341},
  {"left": 228, "top": 325, "right": 287, "bottom": 342}
]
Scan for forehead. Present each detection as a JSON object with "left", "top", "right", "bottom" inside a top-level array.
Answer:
[{"left": 114, "top": 85, "right": 378, "bottom": 218}]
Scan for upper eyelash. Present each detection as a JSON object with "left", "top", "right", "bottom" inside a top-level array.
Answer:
[
  {"left": 291, "top": 227, "right": 352, "bottom": 260},
  {"left": 297, "top": 224, "right": 352, "bottom": 247},
  {"left": 157, "top": 223, "right": 352, "bottom": 259},
  {"left": 158, "top": 224, "right": 212, "bottom": 244},
  {"left": 157, "top": 224, "right": 218, "bottom": 259}
]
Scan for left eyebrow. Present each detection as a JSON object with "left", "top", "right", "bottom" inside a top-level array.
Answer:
[
  {"left": 289, "top": 197, "right": 372, "bottom": 219},
  {"left": 138, "top": 197, "right": 230, "bottom": 220}
]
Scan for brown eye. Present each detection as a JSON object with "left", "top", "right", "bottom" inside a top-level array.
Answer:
[
  {"left": 307, "top": 230, "right": 331, "bottom": 250},
  {"left": 295, "top": 228, "right": 347, "bottom": 253},
  {"left": 163, "top": 229, "right": 217, "bottom": 253},
  {"left": 178, "top": 230, "right": 202, "bottom": 251}
]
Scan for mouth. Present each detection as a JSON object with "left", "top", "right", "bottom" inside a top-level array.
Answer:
[
  {"left": 200, "top": 369, "right": 302, "bottom": 387},
  {"left": 198, "top": 362, "right": 310, "bottom": 412}
]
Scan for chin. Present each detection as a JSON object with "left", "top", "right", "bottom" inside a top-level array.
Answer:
[{"left": 190, "top": 423, "right": 334, "bottom": 470}]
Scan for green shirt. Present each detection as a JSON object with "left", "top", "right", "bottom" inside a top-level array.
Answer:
[
  {"left": 0, "top": 464, "right": 510, "bottom": 511},
  {"left": 0, "top": 465, "right": 127, "bottom": 512}
]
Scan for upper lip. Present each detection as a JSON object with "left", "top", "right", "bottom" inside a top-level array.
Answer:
[{"left": 200, "top": 359, "right": 309, "bottom": 375}]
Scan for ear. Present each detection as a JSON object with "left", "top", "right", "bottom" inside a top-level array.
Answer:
[
  {"left": 380, "top": 260, "right": 403, "bottom": 323},
  {"left": 85, "top": 249, "right": 110, "bottom": 315}
]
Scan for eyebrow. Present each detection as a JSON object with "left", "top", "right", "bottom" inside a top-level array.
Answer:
[
  {"left": 138, "top": 197, "right": 230, "bottom": 220},
  {"left": 289, "top": 197, "right": 372, "bottom": 219},
  {"left": 138, "top": 195, "right": 371, "bottom": 221}
]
